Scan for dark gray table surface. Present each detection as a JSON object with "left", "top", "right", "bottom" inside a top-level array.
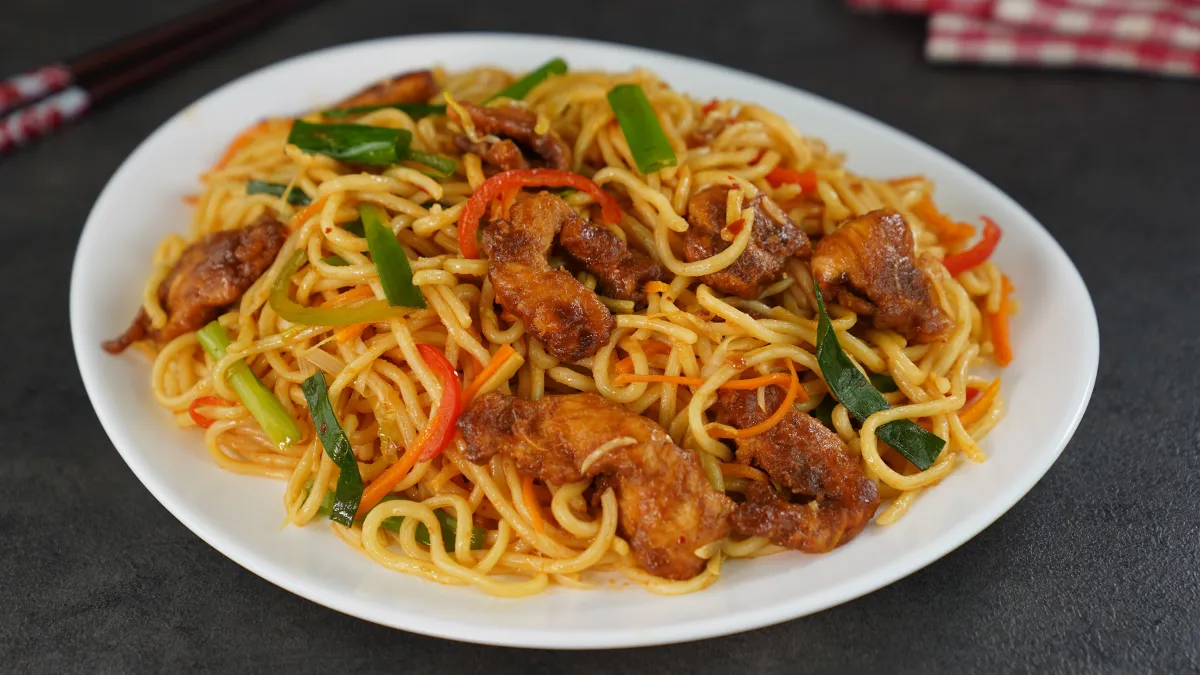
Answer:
[{"left": 4, "top": 0, "right": 1198, "bottom": 672}]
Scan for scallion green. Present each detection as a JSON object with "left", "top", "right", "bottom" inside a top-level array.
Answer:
[
  {"left": 196, "top": 321, "right": 301, "bottom": 450},
  {"left": 606, "top": 84, "right": 678, "bottom": 174},
  {"left": 301, "top": 372, "right": 364, "bottom": 526},
  {"left": 484, "top": 57, "right": 568, "bottom": 103},
  {"left": 246, "top": 180, "right": 312, "bottom": 206},
  {"left": 404, "top": 150, "right": 457, "bottom": 177},
  {"left": 287, "top": 120, "right": 412, "bottom": 166},
  {"left": 376, "top": 496, "right": 486, "bottom": 550},
  {"left": 813, "top": 285, "right": 945, "bottom": 470},
  {"left": 322, "top": 103, "right": 446, "bottom": 120},
  {"left": 359, "top": 203, "right": 426, "bottom": 309}
]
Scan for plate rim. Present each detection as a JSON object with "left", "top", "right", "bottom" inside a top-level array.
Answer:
[{"left": 70, "top": 32, "right": 1100, "bottom": 649}]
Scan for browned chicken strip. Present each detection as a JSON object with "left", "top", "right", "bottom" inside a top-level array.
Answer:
[
  {"left": 812, "top": 209, "right": 953, "bottom": 344},
  {"left": 559, "top": 217, "right": 667, "bottom": 306},
  {"left": 102, "top": 216, "right": 286, "bottom": 354},
  {"left": 482, "top": 193, "right": 614, "bottom": 362},
  {"left": 450, "top": 100, "right": 571, "bottom": 170},
  {"left": 458, "top": 392, "right": 734, "bottom": 580},
  {"left": 335, "top": 69, "right": 438, "bottom": 109},
  {"left": 716, "top": 386, "right": 878, "bottom": 553},
  {"left": 683, "top": 186, "right": 811, "bottom": 299}
]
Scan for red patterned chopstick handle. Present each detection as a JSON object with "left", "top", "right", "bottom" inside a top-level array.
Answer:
[
  {"left": 0, "top": 64, "right": 73, "bottom": 117},
  {"left": 0, "top": 87, "right": 91, "bottom": 155}
]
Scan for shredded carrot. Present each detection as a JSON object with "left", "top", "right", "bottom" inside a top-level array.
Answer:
[
  {"left": 211, "top": 119, "right": 276, "bottom": 171},
  {"left": 990, "top": 275, "right": 1014, "bottom": 366},
  {"left": 462, "top": 344, "right": 518, "bottom": 403},
  {"left": 288, "top": 195, "right": 329, "bottom": 229},
  {"left": 706, "top": 361, "right": 800, "bottom": 439},
  {"left": 356, "top": 445, "right": 422, "bottom": 520},
  {"left": 334, "top": 323, "right": 368, "bottom": 344},
  {"left": 958, "top": 377, "right": 1001, "bottom": 428},
  {"left": 321, "top": 285, "right": 375, "bottom": 307},
  {"left": 913, "top": 195, "right": 975, "bottom": 247},
  {"left": 719, "top": 463, "right": 768, "bottom": 482},
  {"left": 643, "top": 280, "right": 673, "bottom": 296},
  {"left": 522, "top": 475, "right": 545, "bottom": 533},
  {"left": 614, "top": 374, "right": 705, "bottom": 387},
  {"left": 720, "top": 372, "right": 793, "bottom": 391},
  {"left": 499, "top": 184, "right": 521, "bottom": 219}
]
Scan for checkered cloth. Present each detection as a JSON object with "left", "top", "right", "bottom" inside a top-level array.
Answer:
[{"left": 849, "top": 0, "right": 1200, "bottom": 78}]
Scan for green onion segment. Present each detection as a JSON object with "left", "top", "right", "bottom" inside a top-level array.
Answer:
[
  {"left": 196, "top": 321, "right": 301, "bottom": 449},
  {"left": 813, "top": 285, "right": 945, "bottom": 470}
]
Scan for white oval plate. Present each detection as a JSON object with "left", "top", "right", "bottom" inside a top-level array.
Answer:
[{"left": 71, "top": 34, "right": 1098, "bottom": 649}]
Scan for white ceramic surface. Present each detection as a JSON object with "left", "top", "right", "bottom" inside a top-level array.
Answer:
[{"left": 70, "top": 34, "right": 1099, "bottom": 649}]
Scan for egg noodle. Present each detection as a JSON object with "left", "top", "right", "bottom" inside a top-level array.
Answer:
[{"left": 137, "top": 65, "right": 1011, "bottom": 597}]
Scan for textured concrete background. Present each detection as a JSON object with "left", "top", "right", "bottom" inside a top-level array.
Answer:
[{"left": 3, "top": 0, "right": 1198, "bottom": 672}]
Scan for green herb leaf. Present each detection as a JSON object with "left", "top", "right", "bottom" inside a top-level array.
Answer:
[
  {"left": 301, "top": 372, "right": 364, "bottom": 526},
  {"left": 606, "top": 84, "right": 678, "bottom": 174},
  {"left": 376, "top": 496, "right": 485, "bottom": 550},
  {"left": 196, "top": 322, "right": 301, "bottom": 449},
  {"left": 404, "top": 150, "right": 457, "bottom": 177},
  {"left": 322, "top": 103, "right": 447, "bottom": 120},
  {"left": 359, "top": 203, "right": 426, "bottom": 308},
  {"left": 246, "top": 180, "right": 312, "bottom": 206},
  {"left": 268, "top": 250, "right": 406, "bottom": 326},
  {"left": 813, "top": 285, "right": 944, "bottom": 470},
  {"left": 485, "top": 57, "right": 568, "bottom": 103},
  {"left": 287, "top": 120, "right": 412, "bottom": 166}
]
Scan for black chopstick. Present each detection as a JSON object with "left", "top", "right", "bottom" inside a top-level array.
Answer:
[{"left": 0, "top": 0, "right": 317, "bottom": 156}]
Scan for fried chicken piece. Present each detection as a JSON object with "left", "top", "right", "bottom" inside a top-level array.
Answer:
[
  {"left": 482, "top": 192, "right": 614, "bottom": 362},
  {"left": 812, "top": 209, "right": 954, "bottom": 344},
  {"left": 102, "top": 216, "right": 286, "bottom": 354},
  {"left": 458, "top": 392, "right": 734, "bottom": 580},
  {"left": 335, "top": 69, "right": 438, "bottom": 109},
  {"left": 450, "top": 100, "right": 571, "bottom": 170},
  {"left": 683, "top": 186, "right": 811, "bottom": 299},
  {"left": 716, "top": 386, "right": 878, "bottom": 553},
  {"left": 558, "top": 217, "right": 667, "bottom": 306}
]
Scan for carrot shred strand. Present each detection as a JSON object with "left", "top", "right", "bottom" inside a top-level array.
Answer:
[
  {"left": 522, "top": 475, "right": 545, "bottom": 533},
  {"left": 719, "top": 463, "right": 768, "bottom": 482},
  {"left": 463, "top": 344, "right": 518, "bottom": 404},
  {"left": 958, "top": 377, "right": 1002, "bottom": 427}
]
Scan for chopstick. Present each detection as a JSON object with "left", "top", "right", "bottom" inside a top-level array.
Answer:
[{"left": 0, "top": 0, "right": 316, "bottom": 156}]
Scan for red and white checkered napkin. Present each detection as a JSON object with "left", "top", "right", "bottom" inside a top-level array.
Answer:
[{"left": 849, "top": 0, "right": 1200, "bottom": 78}]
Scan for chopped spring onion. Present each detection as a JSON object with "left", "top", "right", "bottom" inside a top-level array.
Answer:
[
  {"left": 484, "top": 57, "right": 568, "bottom": 103},
  {"left": 359, "top": 203, "right": 426, "bottom": 309},
  {"left": 869, "top": 372, "right": 899, "bottom": 393},
  {"left": 376, "top": 496, "right": 486, "bottom": 550},
  {"left": 196, "top": 321, "right": 301, "bottom": 449},
  {"left": 339, "top": 219, "right": 364, "bottom": 237},
  {"left": 321, "top": 255, "right": 350, "bottom": 266},
  {"left": 287, "top": 120, "right": 412, "bottom": 166},
  {"left": 301, "top": 372, "right": 364, "bottom": 526},
  {"left": 405, "top": 150, "right": 456, "bottom": 177},
  {"left": 606, "top": 84, "right": 678, "bottom": 174},
  {"left": 268, "top": 250, "right": 406, "bottom": 326},
  {"left": 813, "top": 285, "right": 945, "bottom": 470},
  {"left": 322, "top": 103, "right": 447, "bottom": 120},
  {"left": 246, "top": 180, "right": 312, "bottom": 206},
  {"left": 288, "top": 120, "right": 456, "bottom": 175}
]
